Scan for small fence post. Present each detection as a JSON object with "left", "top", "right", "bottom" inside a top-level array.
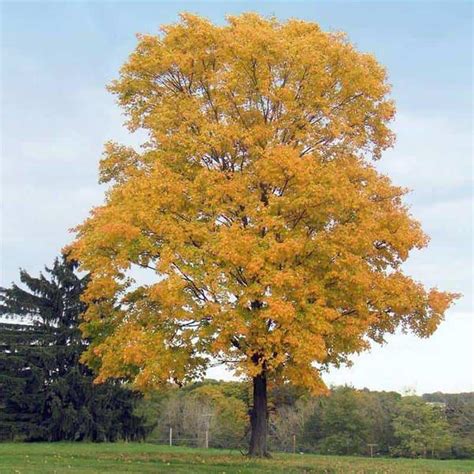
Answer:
[
  {"left": 293, "top": 434, "right": 296, "bottom": 454},
  {"left": 169, "top": 426, "right": 173, "bottom": 446},
  {"left": 201, "top": 413, "right": 212, "bottom": 449},
  {"left": 367, "top": 443, "right": 377, "bottom": 457}
]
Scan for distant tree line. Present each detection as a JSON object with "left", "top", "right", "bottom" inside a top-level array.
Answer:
[
  {"left": 0, "top": 256, "right": 471, "bottom": 460},
  {"left": 139, "top": 381, "right": 473, "bottom": 459}
]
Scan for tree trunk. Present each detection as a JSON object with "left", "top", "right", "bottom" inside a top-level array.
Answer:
[{"left": 249, "top": 372, "right": 269, "bottom": 457}]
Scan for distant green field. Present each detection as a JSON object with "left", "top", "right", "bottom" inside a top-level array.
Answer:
[{"left": 0, "top": 443, "right": 473, "bottom": 473}]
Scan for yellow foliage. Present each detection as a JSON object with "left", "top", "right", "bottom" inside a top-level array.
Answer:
[{"left": 67, "top": 13, "right": 459, "bottom": 393}]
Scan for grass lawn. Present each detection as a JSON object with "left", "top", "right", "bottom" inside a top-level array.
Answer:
[{"left": 0, "top": 443, "right": 473, "bottom": 473}]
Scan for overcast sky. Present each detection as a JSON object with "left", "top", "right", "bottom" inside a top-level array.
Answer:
[{"left": 1, "top": 1, "right": 472, "bottom": 394}]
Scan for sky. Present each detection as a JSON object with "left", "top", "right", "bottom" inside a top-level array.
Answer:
[{"left": 1, "top": 1, "right": 472, "bottom": 394}]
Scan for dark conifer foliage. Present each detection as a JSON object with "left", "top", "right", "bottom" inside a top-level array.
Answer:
[{"left": 0, "top": 256, "right": 147, "bottom": 441}]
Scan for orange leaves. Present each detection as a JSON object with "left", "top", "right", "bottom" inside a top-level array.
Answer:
[
  {"left": 98, "top": 222, "right": 141, "bottom": 242},
  {"left": 253, "top": 146, "right": 304, "bottom": 191},
  {"left": 109, "top": 12, "right": 395, "bottom": 160},
  {"left": 148, "top": 277, "right": 184, "bottom": 306},
  {"left": 82, "top": 275, "right": 121, "bottom": 301},
  {"left": 262, "top": 298, "right": 296, "bottom": 324},
  {"left": 99, "top": 142, "right": 142, "bottom": 184},
  {"left": 428, "top": 288, "right": 461, "bottom": 315},
  {"left": 84, "top": 318, "right": 209, "bottom": 391},
  {"left": 69, "top": 13, "right": 459, "bottom": 394},
  {"left": 417, "top": 288, "right": 461, "bottom": 337}
]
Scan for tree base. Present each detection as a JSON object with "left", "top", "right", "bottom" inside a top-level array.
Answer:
[{"left": 248, "top": 371, "right": 270, "bottom": 458}]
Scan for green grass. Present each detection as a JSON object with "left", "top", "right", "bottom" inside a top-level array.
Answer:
[{"left": 0, "top": 443, "right": 472, "bottom": 473}]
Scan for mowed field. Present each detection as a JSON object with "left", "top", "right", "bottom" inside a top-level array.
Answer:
[{"left": 0, "top": 443, "right": 473, "bottom": 473}]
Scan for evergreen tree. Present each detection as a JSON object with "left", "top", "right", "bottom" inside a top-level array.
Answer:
[{"left": 0, "top": 255, "right": 147, "bottom": 441}]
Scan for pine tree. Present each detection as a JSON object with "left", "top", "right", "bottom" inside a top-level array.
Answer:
[{"left": 0, "top": 255, "right": 147, "bottom": 441}]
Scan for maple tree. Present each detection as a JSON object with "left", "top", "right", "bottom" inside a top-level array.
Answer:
[{"left": 68, "top": 13, "right": 458, "bottom": 456}]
